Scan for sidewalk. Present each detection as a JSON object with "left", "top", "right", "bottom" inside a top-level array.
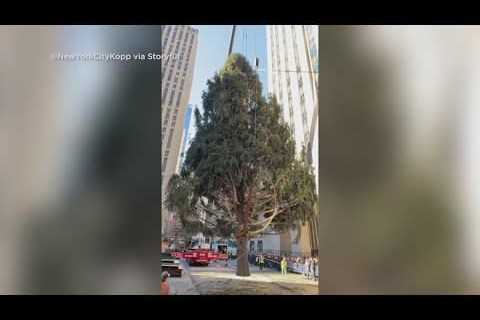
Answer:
[{"left": 168, "top": 261, "right": 199, "bottom": 295}]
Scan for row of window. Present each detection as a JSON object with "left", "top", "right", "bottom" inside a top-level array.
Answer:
[
  {"left": 162, "top": 25, "right": 172, "bottom": 49},
  {"left": 162, "top": 156, "right": 168, "bottom": 172},
  {"left": 162, "top": 104, "right": 181, "bottom": 129},
  {"left": 270, "top": 25, "right": 320, "bottom": 147},
  {"left": 161, "top": 26, "right": 197, "bottom": 174},
  {"left": 305, "top": 25, "right": 319, "bottom": 93},
  {"left": 161, "top": 104, "right": 183, "bottom": 169},
  {"left": 273, "top": 25, "right": 281, "bottom": 104},
  {"left": 162, "top": 27, "right": 195, "bottom": 114},
  {"left": 281, "top": 26, "right": 296, "bottom": 137},
  {"left": 161, "top": 126, "right": 176, "bottom": 173},
  {"left": 291, "top": 25, "right": 310, "bottom": 146},
  {"left": 162, "top": 26, "right": 195, "bottom": 75}
]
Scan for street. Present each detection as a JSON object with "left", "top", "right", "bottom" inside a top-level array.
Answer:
[{"left": 169, "top": 259, "right": 319, "bottom": 295}]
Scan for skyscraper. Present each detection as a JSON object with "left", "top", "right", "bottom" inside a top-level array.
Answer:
[
  {"left": 161, "top": 25, "right": 198, "bottom": 239},
  {"left": 176, "top": 104, "right": 194, "bottom": 173},
  {"left": 265, "top": 25, "right": 319, "bottom": 255}
]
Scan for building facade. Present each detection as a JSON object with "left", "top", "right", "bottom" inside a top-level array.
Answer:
[
  {"left": 177, "top": 104, "right": 194, "bottom": 172},
  {"left": 161, "top": 25, "right": 198, "bottom": 240},
  {"left": 253, "top": 25, "right": 319, "bottom": 256}
]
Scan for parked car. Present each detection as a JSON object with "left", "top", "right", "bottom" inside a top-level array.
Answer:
[{"left": 161, "top": 253, "right": 183, "bottom": 277}]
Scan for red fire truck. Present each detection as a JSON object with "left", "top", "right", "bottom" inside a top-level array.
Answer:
[{"left": 171, "top": 249, "right": 228, "bottom": 266}]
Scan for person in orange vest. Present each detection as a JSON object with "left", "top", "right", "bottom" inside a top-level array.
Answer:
[{"left": 160, "top": 271, "right": 170, "bottom": 295}]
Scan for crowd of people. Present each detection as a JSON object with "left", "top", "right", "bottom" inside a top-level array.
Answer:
[
  {"left": 254, "top": 253, "right": 319, "bottom": 281},
  {"left": 293, "top": 256, "right": 319, "bottom": 281},
  {"left": 255, "top": 254, "right": 265, "bottom": 271}
]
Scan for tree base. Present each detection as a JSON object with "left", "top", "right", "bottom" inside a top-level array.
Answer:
[{"left": 235, "top": 235, "right": 250, "bottom": 277}]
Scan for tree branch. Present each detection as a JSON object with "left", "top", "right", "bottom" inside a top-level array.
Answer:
[
  {"left": 249, "top": 207, "right": 284, "bottom": 226},
  {"left": 248, "top": 207, "right": 280, "bottom": 236}
]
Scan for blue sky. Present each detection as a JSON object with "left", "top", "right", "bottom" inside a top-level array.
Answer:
[{"left": 189, "top": 25, "right": 268, "bottom": 113}]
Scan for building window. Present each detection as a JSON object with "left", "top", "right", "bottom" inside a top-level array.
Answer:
[
  {"left": 176, "top": 91, "right": 182, "bottom": 107},
  {"left": 257, "top": 240, "right": 263, "bottom": 253},
  {"left": 170, "top": 27, "right": 177, "bottom": 44},
  {"left": 162, "top": 157, "right": 168, "bottom": 172},
  {"left": 167, "top": 128, "right": 175, "bottom": 149},
  {"left": 168, "top": 90, "right": 175, "bottom": 106},
  {"left": 161, "top": 91, "right": 168, "bottom": 105},
  {"left": 163, "top": 108, "right": 171, "bottom": 125}
]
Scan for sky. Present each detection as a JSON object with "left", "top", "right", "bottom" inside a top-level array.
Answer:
[{"left": 186, "top": 25, "right": 268, "bottom": 140}]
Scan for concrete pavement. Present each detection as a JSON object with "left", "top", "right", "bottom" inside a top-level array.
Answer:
[{"left": 167, "top": 260, "right": 199, "bottom": 295}]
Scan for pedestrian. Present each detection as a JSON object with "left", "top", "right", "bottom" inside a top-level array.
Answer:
[
  {"left": 259, "top": 254, "right": 265, "bottom": 272},
  {"left": 308, "top": 257, "right": 311, "bottom": 278},
  {"left": 160, "top": 271, "right": 170, "bottom": 295},
  {"left": 301, "top": 257, "right": 305, "bottom": 276},
  {"left": 281, "top": 256, "right": 288, "bottom": 276},
  {"left": 313, "top": 257, "right": 319, "bottom": 281},
  {"left": 304, "top": 257, "right": 310, "bottom": 278},
  {"left": 311, "top": 257, "right": 316, "bottom": 280},
  {"left": 309, "top": 257, "right": 315, "bottom": 280},
  {"left": 295, "top": 256, "right": 301, "bottom": 272},
  {"left": 308, "top": 257, "right": 313, "bottom": 279}
]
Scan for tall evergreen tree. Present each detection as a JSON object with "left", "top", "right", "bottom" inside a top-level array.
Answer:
[{"left": 165, "top": 54, "right": 317, "bottom": 276}]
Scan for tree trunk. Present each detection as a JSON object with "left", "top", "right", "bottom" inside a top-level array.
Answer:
[{"left": 236, "top": 234, "right": 250, "bottom": 276}]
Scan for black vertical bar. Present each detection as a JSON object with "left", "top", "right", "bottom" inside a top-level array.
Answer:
[
  {"left": 228, "top": 25, "right": 236, "bottom": 57},
  {"left": 160, "top": 25, "right": 163, "bottom": 254}
]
